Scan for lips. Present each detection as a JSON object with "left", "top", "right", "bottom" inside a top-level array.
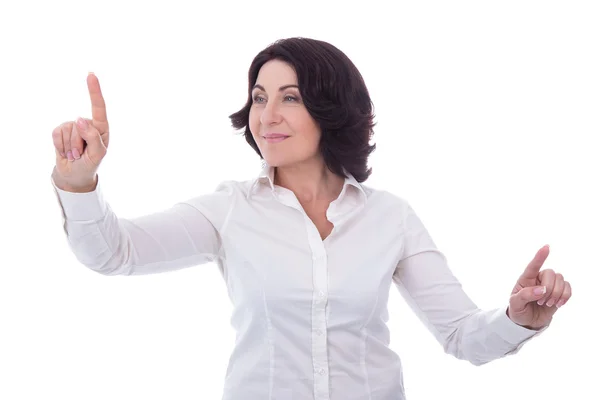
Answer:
[{"left": 262, "top": 133, "right": 290, "bottom": 143}]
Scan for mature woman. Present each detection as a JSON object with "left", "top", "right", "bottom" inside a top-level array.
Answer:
[{"left": 50, "top": 37, "right": 571, "bottom": 400}]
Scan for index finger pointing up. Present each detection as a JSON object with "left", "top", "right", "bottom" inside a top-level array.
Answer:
[
  {"left": 520, "top": 244, "right": 550, "bottom": 280},
  {"left": 87, "top": 72, "right": 107, "bottom": 123}
]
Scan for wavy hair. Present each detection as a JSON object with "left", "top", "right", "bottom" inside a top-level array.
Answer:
[{"left": 229, "top": 37, "right": 376, "bottom": 182}]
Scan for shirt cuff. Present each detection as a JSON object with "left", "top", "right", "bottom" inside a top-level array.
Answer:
[
  {"left": 50, "top": 173, "right": 108, "bottom": 221},
  {"left": 490, "top": 306, "right": 548, "bottom": 345}
]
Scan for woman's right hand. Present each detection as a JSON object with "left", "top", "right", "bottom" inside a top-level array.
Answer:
[{"left": 51, "top": 73, "right": 110, "bottom": 192}]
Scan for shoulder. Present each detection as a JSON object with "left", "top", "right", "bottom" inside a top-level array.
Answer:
[
  {"left": 364, "top": 184, "right": 432, "bottom": 239},
  {"left": 361, "top": 183, "right": 413, "bottom": 214},
  {"left": 178, "top": 178, "right": 256, "bottom": 229},
  {"left": 361, "top": 183, "right": 427, "bottom": 230},
  {"left": 186, "top": 178, "right": 254, "bottom": 203}
]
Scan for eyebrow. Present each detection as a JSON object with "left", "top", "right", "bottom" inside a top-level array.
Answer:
[{"left": 252, "top": 84, "right": 299, "bottom": 92}]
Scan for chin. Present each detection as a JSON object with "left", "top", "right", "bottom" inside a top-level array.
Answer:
[{"left": 256, "top": 140, "right": 321, "bottom": 168}]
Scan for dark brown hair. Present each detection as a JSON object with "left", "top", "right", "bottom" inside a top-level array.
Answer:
[{"left": 229, "top": 37, "right": 376, "bottom": 183}]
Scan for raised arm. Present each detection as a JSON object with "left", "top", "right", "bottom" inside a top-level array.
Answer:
[{"left": 50, "top": 73, "right": 230, "bottom": 276}]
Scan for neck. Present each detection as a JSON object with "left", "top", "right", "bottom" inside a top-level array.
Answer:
[{"left": 273, "top": 158, "right": 345, "bottom": 205}]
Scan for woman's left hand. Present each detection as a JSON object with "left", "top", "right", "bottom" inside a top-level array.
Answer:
[{"left": 507, "top": 245, "right": 572, "bottom": 330}]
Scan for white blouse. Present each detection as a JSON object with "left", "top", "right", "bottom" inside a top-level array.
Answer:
[{"left": 51, "top": 164, "right": 542, "bottom": 400}]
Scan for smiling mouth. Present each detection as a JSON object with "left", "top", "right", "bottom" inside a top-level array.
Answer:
[{"left": 262, "top": 135, "right": 289, "bottom": 143}]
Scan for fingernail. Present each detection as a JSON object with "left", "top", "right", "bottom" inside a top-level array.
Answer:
[
  {"left": 534, "top": 286, "right": 546, "bottom": 296},
  {"left": 546, "top": 300, "right": 555, "bottom": 307},
  {"left": 72, "top": 148, "right": 81, "bottom": 159},
  {"left": 537, "top": 300, "right": 545, "bottom": 306},
  {"left": 67, "top": 151, "right": 74, "bottom": 161},
  {"left": 76, "top": 118, "right": 88, "bottom": 130},
  {"left": 556, "top": 300, "right": 565, "bottom": 308}
]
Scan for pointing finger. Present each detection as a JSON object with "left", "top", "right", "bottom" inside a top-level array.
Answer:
[
  {"left": 520, "top": 245, "right": 550, "bottom": 280},
  {"left": 87, "top": 72, "right": 108, "bottom": 124}
]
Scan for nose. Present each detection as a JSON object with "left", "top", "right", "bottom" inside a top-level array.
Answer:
[{"left": 259, "top": 100, "right": 283, "bottom": 126}]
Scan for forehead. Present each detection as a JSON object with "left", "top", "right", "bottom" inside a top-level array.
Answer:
[{"left": 255, "top": 59, "right": 298, "bottom": 86}]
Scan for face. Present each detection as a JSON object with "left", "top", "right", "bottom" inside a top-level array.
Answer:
[{"left": 249, "top": 59, "right": 322, "bottom": 168}]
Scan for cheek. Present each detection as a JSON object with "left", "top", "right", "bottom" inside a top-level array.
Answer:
[
  {"left": 248, "top": 108, "right": 260, "bottom": 135},
  {"left": 296, "top": 114, "right": 321, "bottom": 144}
]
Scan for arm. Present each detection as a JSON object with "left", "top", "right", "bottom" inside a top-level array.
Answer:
[
  {"left": 392, "top": 202, "right": 546, "bottom": 366},
  {"left": 51, "top": 173, "right": 231, "bottom": 276}
]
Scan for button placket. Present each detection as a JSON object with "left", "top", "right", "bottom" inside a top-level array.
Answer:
[
  {"left": 299, "top": 208, "right": 331, "bottom": 399},
  {"left": 311, "top": 244, "right": 329, "bottom": 399}
]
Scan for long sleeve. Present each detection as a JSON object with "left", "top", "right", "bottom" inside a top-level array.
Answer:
[
  {"left": 392, "top": 202, "right": 546, "bottom": 366},
  {"left": 51, "top": 173, "right": 233, "bottom": 276}
]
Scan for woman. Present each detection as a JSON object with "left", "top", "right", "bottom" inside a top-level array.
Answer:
[{"left": 50, "top": 37, "right": 571, "bottom": 400}]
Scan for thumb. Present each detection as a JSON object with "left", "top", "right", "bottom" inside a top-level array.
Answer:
[
  {"left": 510, "top": 285, "right": 547, "bottom": 313},
  {"left": 76, "top": 117, "right": 107, "bottom": 164}
]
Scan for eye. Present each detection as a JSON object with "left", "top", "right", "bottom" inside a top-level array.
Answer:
[
  {"left": 252, "top": 94, "right": 266, "bottom": 103},
  {"left": 283, "top": 95, "right": 298, "bottom": 102}
]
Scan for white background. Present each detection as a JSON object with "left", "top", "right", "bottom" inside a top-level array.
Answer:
[{"left": 1, "top": 1, "right": 598, "bottom": 399}]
